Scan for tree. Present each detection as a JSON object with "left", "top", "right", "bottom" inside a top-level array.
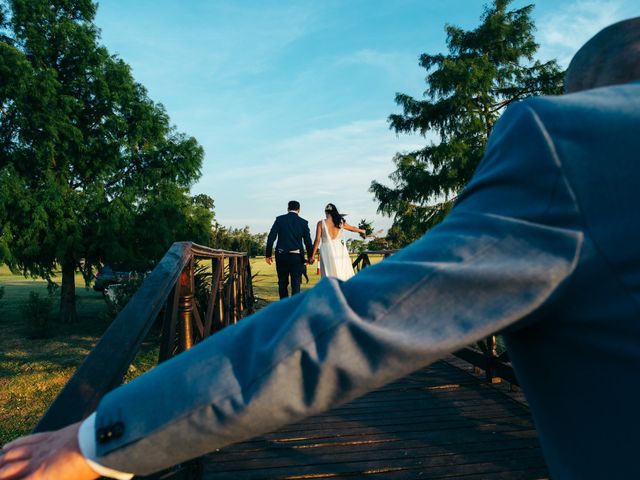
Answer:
[
  {"left": 345, "top": 238, "right": 365, "bottom": 254},
  {"left": 370, "top": 0, "right": 564, "bottom": 246},
  {"left": 210, "top": 224, "right": 267, "bottom": 257},
  {"left": 125, "top": 188, "right": 215, "bottom": 271},
  {"left": 0, "top": 0, "right": 204, "bottom": 322}
]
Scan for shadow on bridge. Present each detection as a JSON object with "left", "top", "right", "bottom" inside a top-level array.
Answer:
[{"left": 203, "top": 358, "right": 548, "bottom": 479}]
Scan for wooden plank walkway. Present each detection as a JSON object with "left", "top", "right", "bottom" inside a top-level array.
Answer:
[{"left": 203, "top": 357, "right": 549, "bottom": 479}]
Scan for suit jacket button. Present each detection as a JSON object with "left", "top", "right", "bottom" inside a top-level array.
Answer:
[
  {"left": 96, "top": 423, "right": 125, "bottom": 443},
  {"left": 97, "top": 427, "right": 108, "bottom": 443}
]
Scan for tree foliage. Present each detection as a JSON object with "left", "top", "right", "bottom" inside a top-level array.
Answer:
[
  {"left": 210, "top": 224, "right": 267, "bottom": 258},
  {"left": 0, "top": 0, "right": 207, "bottom": 321},
  {"left": 370, "top": 0, "right": 564, "bottom": 246}
]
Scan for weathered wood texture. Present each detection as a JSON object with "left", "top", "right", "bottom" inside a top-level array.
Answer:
[
  {"left": 203, "top": 358, "right": 548, "bottom": 479},
  {"left": 35, "top": 242, "right": 254, "bottom": 433}
]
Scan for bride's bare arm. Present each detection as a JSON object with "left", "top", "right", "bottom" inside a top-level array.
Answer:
[
  {"left": 342, "top": 221, "right": 366, "bottom": 235},
  {"left": 309, "top": 221, "right": 322, "bottom": 260}
]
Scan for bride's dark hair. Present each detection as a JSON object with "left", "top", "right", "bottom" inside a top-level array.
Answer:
[{"left": 324, "top": 203, "right": 345, "bottom": 227}]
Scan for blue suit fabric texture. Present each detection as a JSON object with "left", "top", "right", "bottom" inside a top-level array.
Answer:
[
  {"left": 93, "top": 82, "right": 640, "bottom": 479},
  {"left": 265, "top": 211, "right": 313, "bottom": 298}
]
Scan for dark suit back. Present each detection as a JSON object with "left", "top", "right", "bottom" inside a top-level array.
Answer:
[
  {"left": 456, "top": 81, "right": 640, "bottom": 477},
  {"left": 265, "top": 212, "right": 313, "bottom": 259}
]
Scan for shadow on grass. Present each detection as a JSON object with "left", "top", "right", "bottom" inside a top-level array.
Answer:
[
  {"left": 0, "top": 275, "right": 161, "bottom": 443},
  {"left": 0, "top": 262, "right": 280, "bottom": 443}
]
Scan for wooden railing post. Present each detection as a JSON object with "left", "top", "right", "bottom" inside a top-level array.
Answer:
[
  {"left": 485, "top": 335, "right": 501, "bottom": 384},
  {"left": 177, "top": 262, "right": 195, "bottom": 353},
  {"left": 204, "top": 257, "right": 221, "bottom": 337},
  {"left": 238, "top": 256, "right": 246, "bottom": 315},
  {"left": 245, "top": 258, "right": 254, "bottom": 315},
  {"left": 233, "top": 256, "right": 240, "bottom": 323},
  {"left": 227, "top": 256, "right": 238, "bottom": 325},
  {"left": 158, "top": 284, "right": 180, "bottom": 363},
  {"left": 215, "top": 257, "right": 225, "bottom": 331}
]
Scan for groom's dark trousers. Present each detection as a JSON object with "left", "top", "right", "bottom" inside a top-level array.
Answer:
[
  {"left": 275, "top": 252, "right": 305, "bottom": 298},
  {"left": 266, "top": 211, "right": 313, "bottom": 299}
]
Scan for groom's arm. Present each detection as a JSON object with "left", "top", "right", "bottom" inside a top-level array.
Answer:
[
  {"left": 0, "top": 101, "right": 584, "bottom": 478},
  {"left": 265, "top": 218, "right": 279, "bottom": 259},
  {"left": 92, "top": 219, "right": 581, "bottom": 476},
  {"left": 303, "top": 220, "right": 313, "bottom": 261},
  {"left": 88, "top": 102, "right": 583, "bottom": 476}
]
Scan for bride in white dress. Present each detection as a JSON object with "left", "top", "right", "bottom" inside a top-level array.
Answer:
[{"left": 309, "top": 203, "right": 366, "bottom": 281}]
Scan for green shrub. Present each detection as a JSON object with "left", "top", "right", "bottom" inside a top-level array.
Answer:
[
  {"left": 22, "top": 291, "right": 53, "bottom": 338},
  {"left": 103, "top": 276, "right": 144, "bottom": 319}
]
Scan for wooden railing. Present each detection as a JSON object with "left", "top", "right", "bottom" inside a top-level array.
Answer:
[
  {"left": 33, "top": 244, "right": 519, "bottom": 477},
  {"left": 34, "top": 242, "right": 254, "bottom": 479},
  {"left": 352, "top": 249, "right": 518, "bottom": 386}
]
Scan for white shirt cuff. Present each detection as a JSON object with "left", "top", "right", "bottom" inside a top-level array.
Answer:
[{"left": 78, "top": 413, "right": 134, "bottom": 480}]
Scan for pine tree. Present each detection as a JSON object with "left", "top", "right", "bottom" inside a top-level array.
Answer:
[{"left": 371, "top": 0, "right": 564, "bottom": 246}]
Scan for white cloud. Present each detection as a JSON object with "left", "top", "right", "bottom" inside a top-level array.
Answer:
[
  {"left": 334, "top": 49, "right": 413, "bottom": 78},
  {"left": 196, "top": 119, "right": 424, "bottom": 232},
  {"left": 537, "top": 0, "right": 625, "bottom": 66}
]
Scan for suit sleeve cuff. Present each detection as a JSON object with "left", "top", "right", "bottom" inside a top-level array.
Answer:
[{"left": 78, "top": 413, "right": 134, "bottom": 480}]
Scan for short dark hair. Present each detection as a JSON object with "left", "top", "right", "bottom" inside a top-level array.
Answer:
[
  {"left": 565, "top": 17, "right": 640, "bottom": 93},
  {"left": 288, "top": 200, "right": 300, "bottom": 211}
]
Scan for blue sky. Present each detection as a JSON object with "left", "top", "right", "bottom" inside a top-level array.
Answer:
[{"left": 94, "top": 0, "right": 639, "bottom": 233}]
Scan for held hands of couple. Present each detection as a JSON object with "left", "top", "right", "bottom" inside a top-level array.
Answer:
[
  {"left": 0, "top": 422, "right": 99, "bottom": 480},
  {"left": 266, "top": 256, "right": 315, "bottom": 265}
]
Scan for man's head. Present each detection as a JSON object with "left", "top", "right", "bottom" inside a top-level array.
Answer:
[
  {"left": 565, "top": 17, "right": 640, "bottom": 93},
  {"left": 288, "top": 200, "right": 300, "bottom": 212}
]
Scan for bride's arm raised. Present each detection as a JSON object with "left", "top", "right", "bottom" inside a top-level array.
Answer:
[{"left": 342, "top": 221, "right": 366, "bottom": 235}]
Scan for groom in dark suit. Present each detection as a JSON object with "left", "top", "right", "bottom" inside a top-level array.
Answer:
[{"left": 265, "top": 201, "right": 314, "bottom": 299}]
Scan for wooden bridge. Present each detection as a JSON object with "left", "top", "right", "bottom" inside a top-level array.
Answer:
[
  {"left": 203, "top": 358, "right": 547, "bottom": 479},
  {"left": 35, "top": 245, "right": 548, "bottom": 479}
]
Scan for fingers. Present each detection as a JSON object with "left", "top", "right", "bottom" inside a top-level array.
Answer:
[
  {"left": 0, "top": 433, "right": 49, "bottom": 479},
  {"left": 0, "top": 446, "right": 32, "bottom": 464},
  {"left": 2, "top": 433, "right": 49, "bottom": 451},
  {"left": 0, "top": 458, "right": 31, "bottom": 479}
]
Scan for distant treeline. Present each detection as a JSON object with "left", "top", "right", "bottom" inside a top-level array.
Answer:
[{"left": 210, "top": 225, "right": 267, "bottom": 258}]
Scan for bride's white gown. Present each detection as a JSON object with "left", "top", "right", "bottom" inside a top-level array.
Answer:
[{"left": 319, "top": 220, "right": 355, "bottom": 281}]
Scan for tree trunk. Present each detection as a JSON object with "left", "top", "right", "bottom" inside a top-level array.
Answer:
[{"left": 59, "top": 258, "right": 77, "bottom": 323}]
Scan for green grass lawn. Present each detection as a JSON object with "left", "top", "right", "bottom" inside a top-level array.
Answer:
[
  {"left": 251, "top": 256, "right": 322, "bottom": 302},
  {"left": 0, "top": 254, "right": 384, "bottom": 444},
  {"left": 0, "top": 266, "right": 164, "bottom": 444}
]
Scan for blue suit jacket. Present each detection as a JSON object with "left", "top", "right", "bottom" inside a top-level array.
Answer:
[
  {"left": 265, "top": 211, "right": 313, "bottom": 260},
  {"left": 93, "top": 81, "right": 640, "bottom": 479}
]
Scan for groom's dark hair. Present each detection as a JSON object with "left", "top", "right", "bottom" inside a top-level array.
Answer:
[
  {"left": 288, "top": 200, "right": 300, "bottom": 211},
  {"left": 565, "top": 17, "right": 640, "bottom": 93}
]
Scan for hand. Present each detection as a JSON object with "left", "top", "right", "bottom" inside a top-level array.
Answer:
[
  {"left": 265, "top": 257, "right": 272, "bottom": 265},
  {"left": 307, "top": 258, "right": 315, "bottom": 265},
  {"left": 0, "top": 422, "right": 99, "bottom": 480}
]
